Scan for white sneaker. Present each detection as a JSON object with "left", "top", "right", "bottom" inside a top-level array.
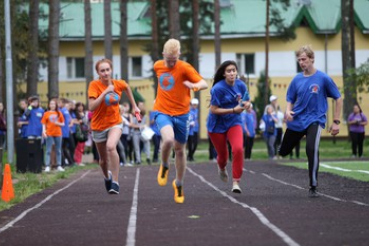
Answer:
[
  {"left": 57, "top": 166, "right": 65, "bottom": 172},
  {"left": 78, "top": 163, "right": 86, "bottom": 167},
  {"left": 45, "top": 166, "right": 51, "bottom": 172},
  {"left": 218, "top": 166, "right": 228, "bottom": 182},
  {"left": 232, "top": 182, "right": 242, "bottom": 193}
]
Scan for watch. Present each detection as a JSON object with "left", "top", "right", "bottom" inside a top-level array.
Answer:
[{"left": 333, "top": 120, "right": 341, "bottom": 125}]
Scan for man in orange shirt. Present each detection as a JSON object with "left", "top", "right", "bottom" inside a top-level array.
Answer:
[
  {"left": 88, "top": 58, "right": 139, "bottom": 194},
  {"left": 154, "top": 39, "right": 208, "bottom": 203}
]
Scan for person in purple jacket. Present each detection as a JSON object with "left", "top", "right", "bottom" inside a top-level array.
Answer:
[
  {"left": 347, "top": 104, "right": 367, "bottom": 158},
  {"left": 279, "top": 45, "right": 343, "bottom": 198}
]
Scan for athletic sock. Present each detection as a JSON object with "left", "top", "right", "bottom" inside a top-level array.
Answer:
[{"left": 162, "top": 162, "right": 169, "bottom": 168}]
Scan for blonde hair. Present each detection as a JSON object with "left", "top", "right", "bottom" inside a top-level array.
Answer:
[
  {"left": 163, "top": 38, "right": 181, "bottom": 56},
  {"left": 296, "top": 45, "right": 314, "bottom": 59},
  {"left": 95, "top": 58, "right": 113, "bottom": 73}
]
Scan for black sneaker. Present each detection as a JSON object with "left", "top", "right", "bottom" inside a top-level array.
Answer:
[
  {"left": 308, "top": 187, "right": 319, "bottom": 198},
  {"left": 104, "top": 171, "right": 112, "bottom": 192},
  {"left": 146, "top": 158, "right": 151, "bottom": 165},
  {"left": 109, "top": 181, "right": 120, "bottom": 194}
]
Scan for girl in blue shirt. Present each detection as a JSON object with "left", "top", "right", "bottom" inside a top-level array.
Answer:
[
  {"left": 207, "top": 60, "right": 250, "bottom": 193},
  {"left": 261, "top": 105, "right": 278, "bottom": 159}
]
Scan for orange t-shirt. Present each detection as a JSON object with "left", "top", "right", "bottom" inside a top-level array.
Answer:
[
  {"left": 88, "top": 79, "right": 127, "bottom": 131},
  {"left": 153, "top": 60, "right": 203, "bottom": 116},
  {"left": 41, "top": 111, "right": 64, "bottom": 137}
]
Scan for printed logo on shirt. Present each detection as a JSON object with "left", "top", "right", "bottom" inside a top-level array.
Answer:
[
  {"left": 309, "top": 84, "right": 320, "bottom": 94},
  {"left": 159, "top": 73, "right": 175, "bottom": 91},
  {"left": 49, "top": 114, "right": 58, "bottom": 123}
]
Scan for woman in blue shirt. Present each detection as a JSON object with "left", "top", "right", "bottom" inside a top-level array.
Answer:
[
  {"left": 261, "top": 105, "right": 278, "bottom": 160},
  {"left": 207, "top": 60, "right": 250, "bottom": 193}
]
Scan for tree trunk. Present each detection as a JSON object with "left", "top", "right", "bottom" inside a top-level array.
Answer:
[
  {"left": 120, "top": 0, "right": 129, "bottom": 102},
  {"left": 214, "top": 0, "right": 221, "bottom": 68},
  {"left": 27, "top": 0, "right": 39, "bottom": 97},
  {"left": 168, "top": 0, "right": 180, "bottom": 39},
  {"left": 265, "top": 0, "right": 270, "bottom": 107},
  {"left": 341, "top": 0, "right": 357, "bottom": 120},
  {"left": 48, "top": 0, "right": 60, "bottom": 100},
  {"left": 0, "top": 33, "right": 3, "bottom": 103},
  {"left": 151, "top": 0, "right": 159, "bottom": 97},
  {"left": 104, "top": 0, "right": 113, "bottom": 60},
  {"left": 84, "top": 0, "right": 93, "bottom": 106}
]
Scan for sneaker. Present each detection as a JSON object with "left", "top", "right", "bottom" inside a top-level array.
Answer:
[
  {"left": 57, "top": 166, "right": 65, "bottom": 172},
  {"left": 232, "top": 182, "right": 242, "bottom": 193},
  {"left": 172, "top": 180, "right": 184, "bottom": 204},
  {"left": 104, "top": 171, "right": 113, "bottom": 192},
  {"left": 146, "top": 158, "right": 151, "bottom": 165},
  {"left": 218, "top": 166, "right": 228, "bottom": 182},
  {"left": 308, "top": 187, "right": 319, "bottom": 198},
  {"left": 78, "top": 163, "right": 86, "bottom": 167},
  {"left": 157, "top": 164, "right": 169, "bottom": 186},
  {"left": 45, "top": 166, "right": 51, "bottom": 172},
  {"left": 109, "top": 181, "right": 120, "bottom": 195}
]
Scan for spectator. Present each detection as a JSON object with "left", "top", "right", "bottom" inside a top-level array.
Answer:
[
  {"left": 17, "top": 99, "right": 29, "bottom": 138},
  {"left": 41, "top": 98, "right": 65, "bottom": 172},
  {"left": 149, "top": 108, "right": 161, "bottom": 163},
  {"left": 74, "top": 102, "right": 88, "bottom": 166},
  {"left": 58, "top": 98, "right": 75, "bottom": 167},
  {"left": 25, "top": 96, "right": 44, "bottom": 139},
  {"left": 261, "top": 105, "right": 278, "bottom": 160},
  {"left": 348, "top": 104, "right": 367, "bottom": 158},
  {"left": 244, "top": 105, "right": 256, "bottom": 160},
  {"left": 269, "top": 95, "right": 284, "bottom": 158},
  {"left": 0, "top": 102, "right": 6, "bottom": 147},
  {"left": 187, "top": 98, "right": 199, "bottom": 162},
  {"left": 120, "top": 102, "right": 134, "bottom": 165}
]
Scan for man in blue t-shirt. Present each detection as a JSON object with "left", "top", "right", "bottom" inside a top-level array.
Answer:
[{"left": 279, "top": 45, "right": 343, "bottom": 198}]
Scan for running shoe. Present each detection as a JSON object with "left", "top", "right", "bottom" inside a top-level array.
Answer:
[
  {"left": 104, "top": 171, "right": 113, "bottom": 192},
  {"left": 218, "top": 166, "right": 228, "bottom": 182},
  {"left": 232, "top": 182, "right": 242, "bottom": 193},
  {"left": 109, "top": 181, "right": 120, "bottom": 195},
  {"left": 172, "top": 180, "right": 184, "bottom": 204},
  {"left": 45, "top": 166, "right": 51, "bottom": 173},
  {"left": 308, "top": 187, "right": 319, "bottom": 198},
  {"left": 157, "top": 164, "right": 169, "bottom": 186}
]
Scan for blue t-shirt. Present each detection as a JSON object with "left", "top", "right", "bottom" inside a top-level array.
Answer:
[
  {"left": 190, "top": 107, "right": 199, "bottom": 133},
  {"left": 207, "top": 79, "right": 247, "bottom": 133},
  {"left": 25, "top": 107, "right": 44, "bottom": 137},
  {"left": 61, "top": 107, "right": 71, "bottom": 138},
  {"left": 70, "top": 111, "right": 77, "bottom": 134},
  {"left": 286, "top": 70, "right": 341, "bottom": 131}
]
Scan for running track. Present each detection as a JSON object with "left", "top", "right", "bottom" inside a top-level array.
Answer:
[{"left": 0, "top": 161, "right": 369, "bottom": 246}]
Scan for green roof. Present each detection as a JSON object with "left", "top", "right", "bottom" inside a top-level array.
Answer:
[{"left": 35, "top": 0, "right": 369, "bottom": 40}]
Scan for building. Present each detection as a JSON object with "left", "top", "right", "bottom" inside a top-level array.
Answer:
[{"left": 23, "top": 0, "right": 369, "bottom": 138}]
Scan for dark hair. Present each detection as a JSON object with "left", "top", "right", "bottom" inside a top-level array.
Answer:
[
  {"left": 212, "top": 60, "right": 238, "bottom": 88},
  {"left": 354, "top": 103, "right": 363, "bottom": 119},
  {"left": 48, "top": 98, "right": 61, "bottom": 117},
  {"left": 75, "top": 102, "right": 85, "bottom": 120}
]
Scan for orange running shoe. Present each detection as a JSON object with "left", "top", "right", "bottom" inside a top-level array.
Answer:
[
  {"left": 172, "top": 180, "right": 185, "bottom": 204},
  {"left": 157, "top": 164, "right": 169, "bottom": 186}
]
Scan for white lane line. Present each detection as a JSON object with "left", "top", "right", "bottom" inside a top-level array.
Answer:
[
  {"left": 126, "top": 168, "right": 140, "bottom": 246},
  {"left": 248, "top": 170, "right": 369, "bottom": 207},
  {"left": 320, "top": 163, "right": 369, "bottom": 174},
  {"left": 0, "top": 170, "right": 92, "bottom": 234},
  {"left": 187, "top": 167, "right": 300, "bottom": 246}
]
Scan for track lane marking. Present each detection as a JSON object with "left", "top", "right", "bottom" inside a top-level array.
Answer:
[
  {"left": 0, "top": 170, "right": 92, "bottom": 234},
  {"left": 187, "top": 167, "right": 300, "bottom": 246},
  {"left": 244, "top": 169, "right": 369, "bottom": 207},
  {"left": 126, "top": 168, "right": 140, "bottom": 246}
]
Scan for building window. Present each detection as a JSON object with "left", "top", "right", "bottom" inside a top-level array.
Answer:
[
  {"left": 131, "top": 56, "right": 142, "bottom": 77},
  {"left": 67, "top": 57, "right": 85, "bottom": 79},
  {"left": 236, "top": 53, "right": 255, "bottom": 75}
]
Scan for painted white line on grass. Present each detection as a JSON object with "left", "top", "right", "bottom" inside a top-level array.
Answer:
[
  {"left": 320, "top": 163, "right": 369, "bottom": 174},
  {"left": 126, "top": 168, "right": 140, "bottom": 246},
  {"left": 0, "top": 170, "right": 92, "bottom": 234},
  {"left": 248, "top": 170, "right": 369, "bottom": 207},
  {"left": 187, "top": 167, "right": 300, "bottom": 246}
]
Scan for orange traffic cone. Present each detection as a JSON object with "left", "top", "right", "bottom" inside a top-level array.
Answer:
[{"left": 1, "top": 164, "right": 15, "bottom": 202}]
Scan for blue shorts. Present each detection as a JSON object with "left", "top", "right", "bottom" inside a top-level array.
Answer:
[{"left": 155, "top": 112, "right": 190, "bottom": 144}]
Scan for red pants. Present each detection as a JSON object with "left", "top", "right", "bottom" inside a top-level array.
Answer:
[
  {"left": 208, "top": 125, "right": 244, "bottom": 181},
  {"left": 74, "top": 141, "right": 85, "bottom": 164}
]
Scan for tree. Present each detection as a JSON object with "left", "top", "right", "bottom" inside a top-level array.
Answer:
[
  {"left": 254, "top": 71, "right": 272, "bottom": 131},
  {"left": 48, "top": 0, "right": 60, "bottom": 99},
  {"left": 214, "top": 0, "right": 221, "bottom": 68},
  {"left": 341, "top": 0, "right": 357, "bottom": 119},
  {"left": 104, "top": 0, "right": 113, "bottom": 60},
  {"left": 168, "top": 0, "right": 180, "bottom": 39},
  {"left": 150, "top": 0, "right": 159, "bottom": 96},
  {"left": 84, "top": 0, "right": 93, "bottom": 105},
  {"left": 120, "top": 0, "right": 128, "bottom": 82},
  {"left": 26, "top": 0, "right": 39, "bottom": 97},
  {"left": 351, "top": 59, "right": 369, "bottom": 94}
]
